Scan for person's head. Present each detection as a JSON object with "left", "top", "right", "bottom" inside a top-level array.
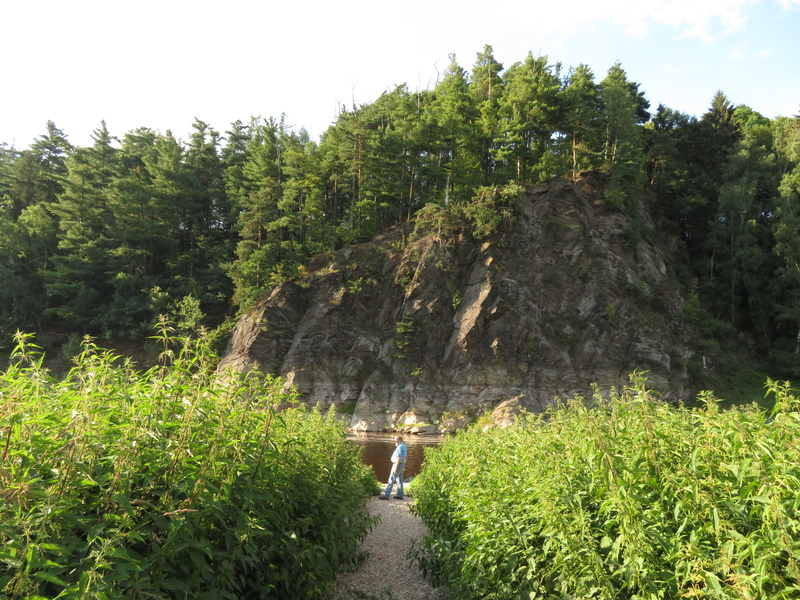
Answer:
[{"left": 394, "top": 435, "right": 403, "bottom": 444}]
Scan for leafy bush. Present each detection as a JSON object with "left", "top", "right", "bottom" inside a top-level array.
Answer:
[
  {"left": 0, "top": 330, "right": 375, "bottom": 599},
  {"left": 464, "top": 185, "right": 520, "bottom": 239},
  {"left": 412, "top": 373, "right": 800, "bottom": 599}
]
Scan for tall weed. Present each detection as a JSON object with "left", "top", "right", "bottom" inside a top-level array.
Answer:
[
  {"left": 412, "top": 374, "right": 800, "bottom": 599},
  {"left": 0, "top": 330, "right": 375, "bottom": 599}
]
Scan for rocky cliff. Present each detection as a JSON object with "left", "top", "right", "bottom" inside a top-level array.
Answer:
[{"left": 217, "top": 177, "right": 695, "bottom": 431}]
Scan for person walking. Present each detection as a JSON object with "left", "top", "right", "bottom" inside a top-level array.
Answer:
[{"left": 379, "top": 435, "right": 408, "bottom": 500}]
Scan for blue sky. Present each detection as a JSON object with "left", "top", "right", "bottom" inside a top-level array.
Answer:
[{"left": 1, "top": 0, "right": 798, "bottom": 149}]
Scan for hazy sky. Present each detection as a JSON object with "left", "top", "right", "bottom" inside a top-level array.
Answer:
[{"left": 1, "top": 0, "right": 798, "bottom": 149}]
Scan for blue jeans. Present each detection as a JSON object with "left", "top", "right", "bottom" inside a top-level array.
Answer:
[{"left": 383, "top": 462, "right": 405, "bottom": 498}]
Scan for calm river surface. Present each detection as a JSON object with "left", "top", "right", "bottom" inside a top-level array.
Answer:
[{"left": 346, "top": 432, "right": 446, "bottom": 481}]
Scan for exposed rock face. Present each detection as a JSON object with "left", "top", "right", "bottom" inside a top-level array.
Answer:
[{"left": 217, "top": 178, "right": 693, "bottom": 430}]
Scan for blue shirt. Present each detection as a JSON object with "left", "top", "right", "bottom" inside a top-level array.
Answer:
[{"left": 391, "top": 441, "right": 408, "bottom": 465}]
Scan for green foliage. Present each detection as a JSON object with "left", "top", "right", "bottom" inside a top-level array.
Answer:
[
  {"left": 0, "top": 51, "right": 798, "bottom": 376},
  {"left": 464, "top": 185, "right": 520, "bottom": 239},
  {"left": 44, "top": 122, "right": 120, "bottom": 331},
  {"left": 204, "top": 316, "right": 239, "bottom": 360},
  {"left": 599, "top": 63, "right": 646, "bottom": 207},
  {"left": 394, "top": 315, "right": 416, "bottom": 359},
  {"left": 470, "top": 45, "right": 504, "bottom": 187},
  {"left": 170, "top": 294, "right": 204, "bottom": 337},
  {"left": 603, "top": 301, "right": 619, "bottom": 326},
  {"left": 451, "top": 290, "right": 463, "bottom": 312},
  {"left": 496, "top": 53, "right": 564, "bottom": 184},
  {"left": 412, "top": 374, "right": 800, "bottom": 599},
  {"left": 561, "top": 64, "right": 602, "bottom": 180},
  {"left": 688, "top": 345, "right": 773, "bottom": 410},
  {"left": 0, "top": 330, "right": 375, "bottom": 599}
]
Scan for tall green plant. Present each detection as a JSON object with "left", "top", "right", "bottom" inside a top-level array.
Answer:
[
  {"left": 412, "top": 374, "right": 800, "bottom": 599},
  {"left": 0, "top": 329, "right": 375, "bottom": 599}
]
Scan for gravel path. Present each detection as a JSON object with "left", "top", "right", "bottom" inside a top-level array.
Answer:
[{"left": 334, "top": 489, "right": 447, "bottom": 600}]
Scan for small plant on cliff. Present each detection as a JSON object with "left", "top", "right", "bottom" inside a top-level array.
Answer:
[
  {"left": 347, "top": 276, "right": 367, "bottom": 295},
  {"left": 451, "top": 289, "right": 463, "bottom": 312},
  {"left": 604, "top": 300, "right": 620, "bottom": 326},
  {"left": 463, "top": 184, "right": 521, "bottom": 239},
  {"left": 393, "top": 315, "right": 416, "bottom": 359}
]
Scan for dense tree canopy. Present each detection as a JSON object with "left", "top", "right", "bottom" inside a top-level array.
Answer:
[{"left": 1, "top": 48, "right": 798, "bottom": 374}]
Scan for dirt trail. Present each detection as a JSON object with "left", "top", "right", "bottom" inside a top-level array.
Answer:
[{"left": 334, "top": 493, "right": 446, "bottom": 600}]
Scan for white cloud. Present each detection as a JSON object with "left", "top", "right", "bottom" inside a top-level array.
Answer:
[
  {"left": 491, "top": 0, "right": 762, "bottom": 47},
  {"left": 653, "top": 0, "right": 758, "bottom": 41},
  {"left": 1, "top": 0, "right": 794, "bottom": 148},
  {"left": 729, "top": 46, "right": 746, "bottom": 60}
]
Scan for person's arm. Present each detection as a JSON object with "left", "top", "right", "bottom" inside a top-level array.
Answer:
[{"left": 396, "top": 445, "right": 406, "bottom": 472}]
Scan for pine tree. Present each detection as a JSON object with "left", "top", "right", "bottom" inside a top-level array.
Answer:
[
  {"left": 177, "top": 119, "right": 233, "bottom": 320},
  {"left": 773, "top": 112, "right": 800, "bottom": 365},
  {"left": 0, "top": 201, "right": 58, "bottom": 345},
  {"left": 276, "top": 128, "right": 326, "bottom": 259},
  {"left": 679, "top": 93, "right": 742, "bottom": 300},
  {"left": 429, "top": 54, "right": 479, "bottom": 203},
  {"left": 3, "top": 121, "right": 71, "bottom": 217},
  {"left": 470, "top": 45, "right": 504, "bottom": 185},
  {"left": 560, "top": 64, "right": 601, "bottom": 180},
  {"left": 378, "top": 85, "right": 429, "bottom": 221},
  {"left": 330, "top": 107, "right": 371, "bottom": 239},
  {"left": 644, "top": 104, "right": 696, "bottom": 203},
  {"left": 711, "top": 107, "right": 781, "bottom": 335},
  {"left": 0, "top": 209, "right": 28, "bottom": 345},
  {"left": 221, "top": 119, "right": 253, "bottom": 216},
  {"left": 497, "top": 53, "right": 563, "bottom": 183},
  {"left": 0, "top": 125, "right": 69, "bottom": 342},
  {"left": 229, "top": 118, "right": 285, "bottom": 306},
  {"left": 599, "top": 63, "right": 646, "bottom": 207},
  {"left": 32, "top": 121, "right": 72, "bottom": 183},
  {"left": 182, "top": 119, "right": 225, "bottom": 253},
  {"left": 98, "top": 128, "right": 189, "bottom": 336},
  {"left": 45, "top": 122, "right": 119, "bottom": 331}
]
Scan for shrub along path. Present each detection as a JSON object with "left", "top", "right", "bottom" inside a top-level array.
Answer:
[{"left": 334, "top": 491, "right": 446, "bottom": 600}]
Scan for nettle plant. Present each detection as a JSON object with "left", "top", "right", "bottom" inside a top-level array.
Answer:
[
  {"left": 412, "top": 374, "right": 800, "bottom": 600},
  {"left": 0, "top": 327, "right": 375, "bottom": 600}
]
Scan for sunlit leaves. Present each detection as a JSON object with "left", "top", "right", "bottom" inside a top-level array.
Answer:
[
  {"left": 413, "top": 376, "right": 800, "bottom": 599},
  {"left": 0, "top": 331, "right": 375, "bottom": 599}
]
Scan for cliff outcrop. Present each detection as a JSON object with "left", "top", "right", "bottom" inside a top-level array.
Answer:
[{"left": 217, "top": 177, "right": 694, "bottom": 430}]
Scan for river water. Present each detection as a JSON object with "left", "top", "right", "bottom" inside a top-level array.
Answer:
[{"left": 346, "top": 432, "right": 446, "bottom": 481}]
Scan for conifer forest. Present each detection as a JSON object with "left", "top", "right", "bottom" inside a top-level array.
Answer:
[{"left": 2, "top": 47, "right": 800, "bottom": 375}]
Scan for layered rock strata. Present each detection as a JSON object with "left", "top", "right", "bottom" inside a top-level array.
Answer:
[{"left": 218, "top": 178, "right": 693, "bottom": 430}]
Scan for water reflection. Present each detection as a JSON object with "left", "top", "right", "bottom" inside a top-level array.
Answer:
[{"left": 346, "top": 432, "right": 446, "bottom": 481}]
